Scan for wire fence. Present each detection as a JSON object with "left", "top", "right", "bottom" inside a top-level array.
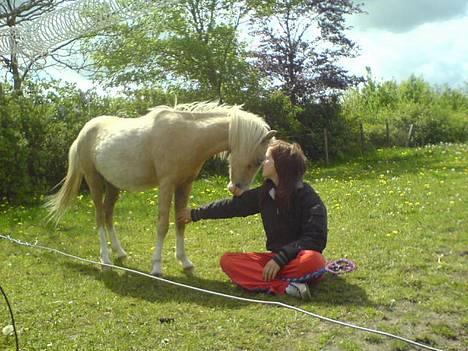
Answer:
[
  {"left": 0, "top": 0, "right": 152, "bottom": 58},
  {"left": 322, "top": 121, "right": 422, "bottom": 165}
]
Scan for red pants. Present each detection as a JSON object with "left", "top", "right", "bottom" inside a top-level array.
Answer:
[{"left": 220, "top": 250, "right": 326, "bottom": 295}]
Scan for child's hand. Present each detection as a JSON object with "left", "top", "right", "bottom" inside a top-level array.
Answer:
[
  {"left": 177, "top": 208, "right": 192, "bottom": 224},
  {"left": 263, "top": 259, "right": 280, "bottom": 281}
]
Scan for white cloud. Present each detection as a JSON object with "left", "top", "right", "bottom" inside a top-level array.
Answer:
[
  {"left": 44, "top": 66, "right": 94, "bottom": 90},
  {"left": 40, "top": 64, "right": 122, "bottom": 96},
  {"left": 343, "top": 15, "right": 468, "bottom": 87},
  {"left": 351, "top": 0, "right": 468, "bottom": 32}
]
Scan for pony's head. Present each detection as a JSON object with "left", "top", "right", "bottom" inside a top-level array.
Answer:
[{"left": 227, "top": 109, "right": 276, "bottom": 196}]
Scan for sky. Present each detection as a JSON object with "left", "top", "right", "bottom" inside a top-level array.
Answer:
[
  {"left": 46, "top": 0, "right": 468, "bottom": 92},
  {"left": 343, "top": 0, "right": 468, "bottom": 88}
]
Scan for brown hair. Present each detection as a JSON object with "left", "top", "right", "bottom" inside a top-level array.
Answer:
[{"left": 266, "top": 140, "right": 307, "bottom": 210}]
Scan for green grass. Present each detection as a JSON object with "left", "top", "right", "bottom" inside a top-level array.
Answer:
[{"left": 1, "top": 143, "right": 467, "bottom": 351}]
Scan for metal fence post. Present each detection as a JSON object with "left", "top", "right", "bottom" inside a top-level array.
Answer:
[{"left": 406, "top": 124, "right": 414, "bottom": 147}]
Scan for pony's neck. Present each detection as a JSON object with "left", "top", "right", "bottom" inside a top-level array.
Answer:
[{"left": 195, "top": 116, "right": 230, "bottom": 158}]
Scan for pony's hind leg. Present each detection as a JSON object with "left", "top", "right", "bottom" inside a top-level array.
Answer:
[
  {"left": 85, "top": 171, "right": 111, "bottom": 266},
  {"left": 174, "top": 182, "right": 194, "bottom": 274},
  {"left": 150, "top": 181, "right": 174, "bottom": 276},
  {"left": 104, "top": 182, "right": 127, "bottom": 260}
]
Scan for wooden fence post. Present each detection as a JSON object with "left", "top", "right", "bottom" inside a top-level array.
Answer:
[
  {"left": 386, "top": 120, "right": 390, "bottom": 147},
  {"left": 359, "top": 122, "right": 364, "bottom": 154},
  {"left": 323, "top": 128, "right": 329, "bottom": 166},
  {"left": 406, "top": 124, "right": 414, "bottom": 147}
]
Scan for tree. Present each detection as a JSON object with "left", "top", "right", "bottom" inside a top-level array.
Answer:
[
  {"left": 86, "top": 0, "right": 259, "bottom": 102},
  {"left": 250, "top": 0, "right": 364, "bottom": 104},
  {"left": 0, "top": 0, "right": 137, "bottom": 93},
  {"left": 0, "top": 0, "right": 81, "bottom": 92}
]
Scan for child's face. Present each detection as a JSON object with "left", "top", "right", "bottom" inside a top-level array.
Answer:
[{"left": 262, "top": 147, "right": 277, "bottom": 180}]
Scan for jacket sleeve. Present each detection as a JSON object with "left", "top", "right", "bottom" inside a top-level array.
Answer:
[
  {"left": 273, "top": 189, "right": 328, "bottom": 268},
  {"left": 191, "top": 187, "right": 261, "bottom": 221}
]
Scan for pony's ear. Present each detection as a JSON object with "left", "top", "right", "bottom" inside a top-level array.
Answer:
[{"left": 261, "top": 130, "right": 277, "bottom": 144}]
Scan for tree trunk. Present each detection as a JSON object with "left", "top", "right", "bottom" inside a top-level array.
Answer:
[
  {"left": 11, "top": 53, "right": 23, "bottom": 93},
  {"left": 6, "top": 13, "right": 23, "bottom": 93}
]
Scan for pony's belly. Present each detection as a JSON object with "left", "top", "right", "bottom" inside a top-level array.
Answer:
[
  {"left": 98, "top": 167, "right": 158, "bottom": 191},
  {"left": 95, "top": 145, "right": 157, "bottom": 191},
  {"left": 103, "top": 172, "right": 158, "bottom": 192}
]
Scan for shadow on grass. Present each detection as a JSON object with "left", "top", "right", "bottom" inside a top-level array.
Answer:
[
  {"left": 310, "top": 275, "right": 376, "bottom": 307},
  {"left": 64, "top": 261, "right": 375, "bottom": 309}
]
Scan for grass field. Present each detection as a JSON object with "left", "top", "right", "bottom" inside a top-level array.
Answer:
[{"left": 1, "top": 143, "right": 467, "bottom": 351}]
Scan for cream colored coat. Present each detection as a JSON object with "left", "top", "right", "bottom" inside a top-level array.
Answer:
[{"left": 46, "top": 102, "right": 275, "bottom": 276}]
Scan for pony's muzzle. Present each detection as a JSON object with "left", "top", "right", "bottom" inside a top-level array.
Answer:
[{"left": 228, "top": 182, "right": 245, "bottom": 197}]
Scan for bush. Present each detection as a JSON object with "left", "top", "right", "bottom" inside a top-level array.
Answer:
[
  {"left": 341, "top": 75, "right": 468, "bottom": 149},
  {"left": 298, "top": 99, "right": 363, "bottom": 160},
  {"left": 0, "top": 81, "right": 110, "bottom": 202},
  {"left": 0, "top": 108, "right": 31, "bottom": 201}
]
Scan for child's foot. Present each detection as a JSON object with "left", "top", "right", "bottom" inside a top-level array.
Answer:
[{"left": 285, "top": 282, "right": 311, "bottom": 300}]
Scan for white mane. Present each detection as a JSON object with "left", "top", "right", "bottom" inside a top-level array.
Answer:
[{"left": 147, "top": 101, "right": 270, "bottom": 155}]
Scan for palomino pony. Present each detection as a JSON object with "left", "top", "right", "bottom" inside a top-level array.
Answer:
[{"left": 46, "top": 102, "right": 276, "bottom": 276}]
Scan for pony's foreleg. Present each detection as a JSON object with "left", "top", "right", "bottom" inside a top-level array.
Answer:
[
  {"left": 174, "top": 182, "right": 194, "bottom": 274},
  {"left": 104, "top": 183, "right": 127, "bottom": 259},
  {"left": 151, "top": 182, "right": 174, "bottom": 276}
]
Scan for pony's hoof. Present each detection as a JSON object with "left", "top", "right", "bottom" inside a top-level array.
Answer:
[
  {"left": 183, "top": 266, "right": 195, "bottom": 276},
  {"left": 114, "top": 256, "right": 127, "bottom": 266},
  {"left": 100, "top": 262, "right": 113, "bottom": 271},
  {"left": 117, "top": 253, "right": 128, "bottom": 260},
  {"left": 150, "top": 269, "right": 163, "bottom": 277}
]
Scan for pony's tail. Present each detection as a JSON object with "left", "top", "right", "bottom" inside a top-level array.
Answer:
[{"left": 45, "top": 140, "right": 83, "bottom": 224}]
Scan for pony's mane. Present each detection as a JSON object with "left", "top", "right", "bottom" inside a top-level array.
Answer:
[
  {"left": 173, "top": 101, "right": 237, "bottom": 115},
  {"left": 149, "top": 101, "right": 240, "bottom": 119},
  {"left": 148, "top": 101, "right": 270, "bottom": 156}
]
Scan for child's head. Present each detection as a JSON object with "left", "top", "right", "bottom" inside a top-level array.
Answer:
[
  {"left": 264, "top": 139, "right": 306, "bottom": 184},
  {"left": 263, "top": 140, "right": 307, "bottom": 209}
]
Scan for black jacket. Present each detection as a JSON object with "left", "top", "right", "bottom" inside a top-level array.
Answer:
[{"left": 191, "top": 180, "right": 327, "bottom": 267}]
